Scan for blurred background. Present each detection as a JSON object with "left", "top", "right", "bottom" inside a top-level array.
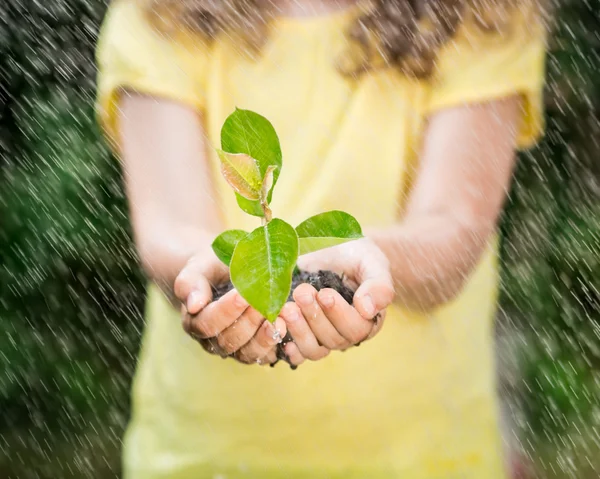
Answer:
[{"left": 0, "top": 1, "right": 599, "bottom": 477}]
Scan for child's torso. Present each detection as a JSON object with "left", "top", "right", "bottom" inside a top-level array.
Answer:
[
  {"left": 124, "top": 11, "right": 505, "bottom": 479},
  {"left": 194, "top": 14, "right": 428, "bottom": 231}
]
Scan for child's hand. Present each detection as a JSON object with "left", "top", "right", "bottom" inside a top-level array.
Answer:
[
  {"left": 175, "top": 254, "right": 285, "bottom": 365},
  {"left": 279, "top": 238, "right": 394, "bottom": 367}
]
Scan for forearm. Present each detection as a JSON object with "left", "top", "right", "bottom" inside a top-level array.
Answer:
[
  {"left": 370, "top": 214, "right": 495, "bottom": 311},
  {"left": 118, "top": 95, "right": 227, "bottom": 303},
  {"left": 370, "top": 100, "right": 519, "bottom": 311}
]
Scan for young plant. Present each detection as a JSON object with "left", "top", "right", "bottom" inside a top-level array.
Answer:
[{"left": 212, "top": 108, "right": 363, "bottom": 322}]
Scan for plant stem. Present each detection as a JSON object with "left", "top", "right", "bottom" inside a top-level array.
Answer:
[{"left": 261, "top": 200, "right": 273, "bottom": 224}]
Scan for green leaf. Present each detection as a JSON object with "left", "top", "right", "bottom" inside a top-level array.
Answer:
[
  {"left": 230, "top": 219, "right": 298, "bottom": 322},
  {"left": 221, "top": 109, "right": 282, "bottom": 217},
  {"left": 211, "top": 229, "right": 248, "bottom": 266},
  {"left": 296, "top": 210, "right": 363, "bottom": 255},
  {"left": 216, "top": 150, "right": 262, "bottom": 201}
]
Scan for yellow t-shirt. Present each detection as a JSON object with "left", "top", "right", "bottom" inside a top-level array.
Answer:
[{"left": 96, "top": 2, "right": 546, "bottom": 478}]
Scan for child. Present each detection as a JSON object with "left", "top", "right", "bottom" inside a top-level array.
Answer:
[{"left": 96, "top": 0, "right": 547, "bottom": 477}]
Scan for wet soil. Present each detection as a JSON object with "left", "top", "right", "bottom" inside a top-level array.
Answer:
[{"left": 211, "top": 269, "right": 355, "bottom": 304}]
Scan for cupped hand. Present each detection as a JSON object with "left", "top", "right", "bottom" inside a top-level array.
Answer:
[
  {"left": 174, "top": 252, "right": 286, "bottom": 365},
  {"left": 279, "top": 238, "right": 395, "bottom": 367}
]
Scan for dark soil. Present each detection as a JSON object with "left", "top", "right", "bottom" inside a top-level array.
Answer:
[
  {"left": 211, "top": 269, "right": 355, "bottom": 304},
  {"left": 211, "top": 270, "right": 357, "bottom": 369}
]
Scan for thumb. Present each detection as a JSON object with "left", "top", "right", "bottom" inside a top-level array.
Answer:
[
  {"left": 353, "top": 255, "right": 395, "bottom": 320},
  {"left": 174, "top": 258, "right": 224, "bottom": 314}
]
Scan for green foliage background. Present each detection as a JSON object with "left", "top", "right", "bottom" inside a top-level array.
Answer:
[{"left": 0, "top": 1, "right": 599, "bottom": 477}]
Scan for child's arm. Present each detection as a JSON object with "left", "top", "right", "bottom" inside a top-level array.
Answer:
[
  {"left": 119, "top": 94, "right": 284, "bottom": 364},
  {"left": 119, "top": 93, "right": 223, "bottom": 293},
  {"left": 370, "top": 96, "right": 520, "bottom": 311},
  {"left": 279, "top": 96, "right": 520, "bottom": 367}
]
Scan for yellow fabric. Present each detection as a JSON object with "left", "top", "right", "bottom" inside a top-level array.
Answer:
[{"left": 96, "top": 2, "right": 546, "bottom": 478}]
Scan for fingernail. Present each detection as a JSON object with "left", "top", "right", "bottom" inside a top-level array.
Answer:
[
  {"left": 234, "top": 293, "right": 249, "bottom": 308},
  {"left": 263, "top": 320, "right": 281, "bottom": 344},
  {"left": 262, "top": 320, "right": 274, "bottom": 336},
  {"left": 296, "top": 293, "right": 314, "bottom": 306},
  {"left": 361, "top": 294, "right": 376, "bottom": 317},
  {"left": 284, "top": 306, "right": 300, "bottom": 322},
  {"left": 318, "top": 293, "right": 335, "bottom": 309},
  {"left": 186, "top": 291, "right": 203, "bottom": 313}
]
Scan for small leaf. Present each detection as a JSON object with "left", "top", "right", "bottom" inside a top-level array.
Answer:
[
  {"left": 216, "top": 150, "right": 262, "bottom": 201},
  {"left": 212, "top": 229, "right": 248, "bottom": 266},
  {"left": 230, "top": 219, "right": 299, "bottom": 322},
  {"left": 221, "top": 109, "right": 282, "bottom": 217},
  {"left": 296, "top": 211, "right": 363, "bottom": 255},
  {"left": 260, "top": 165, "right": 277, "bottom": 204}
]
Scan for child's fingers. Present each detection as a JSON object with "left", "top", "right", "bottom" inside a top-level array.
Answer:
[
  {"left": 350, "top": 245, "right": 394, "bottom": 320},
  {"left": 353, "top": 278, "right": 395, "bottom": 321},
  {"left": 280, "top": 302, "right": 329, "bottom": 361},
  {"left": 174, "top": 255, "right": 227, "bottom": 313},
  {"left": 284, "top": 342, "right": 306, "bottom": 367},
  {"left": 365, "top": 310, "right": 386, "bottom": 341},
  {"left": 175, "top": 270, "right": 213, "bottom": 315},
  {"left": 260, "top": 349, "right": 278, "bottom": 366},
  {"left": 187, "top": 289, "right": 248, "bottom": 339},
  {"left": 216, "top": 307, "right": 265, "bottom": 355},
  {"left": 235, "top": 318, "right": 285, "bottom": 365},
  {"left": 316, "top": 288, "right": 374, "bottom": 345},
  {"left": 293, "top": 284, "right": 350, "bottom": 351},
  {"left": 198, "top": 337, "right": 230, "bottom": 358}
]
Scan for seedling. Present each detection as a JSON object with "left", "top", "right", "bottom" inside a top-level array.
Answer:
[{"left": 212, "top": 109, "right": 363, "bottom": 322}]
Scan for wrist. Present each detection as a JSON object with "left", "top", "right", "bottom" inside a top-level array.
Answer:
[
  {"left": 367, "top": 218, "right": 478, "bottom": 312},
  {"left": 366, "top": 224, "right": 427, "bottom": 310}
]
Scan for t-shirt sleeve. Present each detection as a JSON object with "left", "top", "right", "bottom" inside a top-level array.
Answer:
[
  {"left": 427, "top": 7, "right": 547, "bottom": 149},
  {"left": 95, "top": 0, "right": 208, "bottom": 150}
]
